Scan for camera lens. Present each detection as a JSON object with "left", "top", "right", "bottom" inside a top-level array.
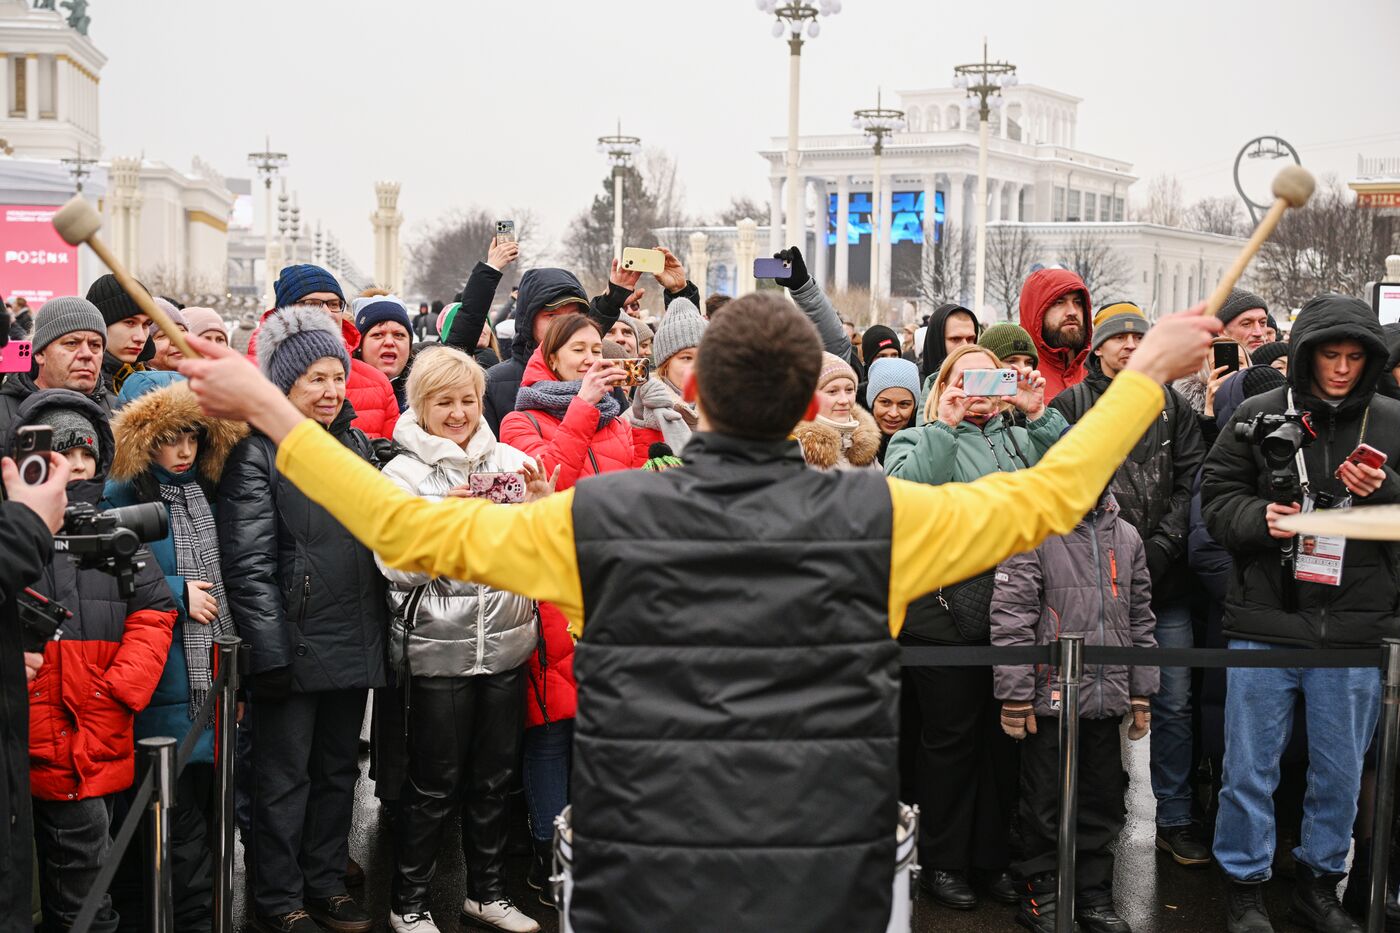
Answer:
[
  {"left": 104, "top": 502, "right": 169, "bottom": 543},
  {"left": 19, "top": 455, "right": 45, "bottom": 486}
]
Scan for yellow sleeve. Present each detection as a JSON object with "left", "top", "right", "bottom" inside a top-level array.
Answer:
[
  {"left": 275, "top": 420, "right": 585, "bottom": 632},
  {"left": 886, "top": 370, "right": 1164, "bottom": 636}
]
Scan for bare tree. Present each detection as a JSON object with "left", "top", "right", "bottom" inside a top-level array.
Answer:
[
  {"left": 984, "top": 223, "right": 1043, "bottom": 321},
  {"left": 1137, "top": 174, "right": 1186, "bottom": 227},
  {"left": 898, "top": 222, "right": 970, "bottom": 309},
  {"left": 563, "top": 147, "right": 693, "bottom": 282},
  {"left": 1185, "top": 196, "right": 1247, "bottom": 237},
  {"left": 710, "top": 195, "right": 769, "bottom": 227},
  {"left": 1058, "top": 228, "right": 1132, "bottom": 299},
  {"left": 407, "top": 207, "right": 543, "bottom": 303},
  {"left": 1256, "top": 175, "right": 1393, "bottom": 312}
]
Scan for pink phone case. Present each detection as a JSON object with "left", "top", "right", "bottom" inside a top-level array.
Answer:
[{"left": 0, "top": 340, "right": 31, "bottom": 374}]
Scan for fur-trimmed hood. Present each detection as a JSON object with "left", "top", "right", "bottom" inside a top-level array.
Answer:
[
  {"left": 1171, "top": 372, "right": 1209, "bottom": 415},
  {"left": 108, "top": 376, "right": 248, "bottom": 484},
  {"left": 793, "top": 407, "right": 882, "bottom": 471}
]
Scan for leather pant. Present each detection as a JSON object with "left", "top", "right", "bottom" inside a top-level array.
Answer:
[{"left": 391, "top": 668, "right": 525, "bottom": 912}]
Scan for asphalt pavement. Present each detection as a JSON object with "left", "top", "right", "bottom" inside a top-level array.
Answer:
[{"left": 230, "top": 736, "right": 1354, "bottom": 932}]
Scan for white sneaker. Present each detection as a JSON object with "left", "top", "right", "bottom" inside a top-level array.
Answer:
[
  {"left": 460, "top": 896, "right": 542, "bottom": 933},
  {"left": 389, "top": 910, "right": 441, "bottom": 933}
]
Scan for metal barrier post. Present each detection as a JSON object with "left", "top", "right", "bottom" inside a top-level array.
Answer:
[
  {"left": 211, "top": 635, "right": 243, "bottom": 933},
  {"left": 1368, "top": 639, "right": 1400, "bottom": 933},
  {"left": 1055, "top": 634, "right": 1085, "bottom": 933},
  {"left": 139, "top": 737, "right": 177, "bottom": 933}
]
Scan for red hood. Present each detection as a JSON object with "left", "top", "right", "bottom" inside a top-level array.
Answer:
[
  {"left": 248, "top": 306, "right": 361, "bottom": 361},
  {"left": 1018, "top": 267, "right": 1092, "bottom": 378},
  {"left": 520, "top": 347, "right": 559, "bottom": 388}
]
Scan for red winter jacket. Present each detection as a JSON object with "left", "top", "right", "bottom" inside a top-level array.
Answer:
[
  {"left": 500, "top": 349, "right": 646, "bottom": 491},
  {"left": 526, "top": 602, "right": 576, "bottom": 728},
  {"left": 28, "top": 555, "right": 176, "bottom": 801},
  {"left": 1018, "top": 268, "right": 1093, "bottom": 401},
  {"left": 248, "top": 309, "right": 400, "bottom": 440}
]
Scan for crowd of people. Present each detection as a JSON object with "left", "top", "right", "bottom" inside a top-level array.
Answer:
[{"left": 0, "top": 229, "right": 1396, "bottom": 933}]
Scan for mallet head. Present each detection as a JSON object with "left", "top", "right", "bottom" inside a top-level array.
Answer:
[
  {"left": 52, "top": 194, "right": 103, "bottom": 246},
  {"left": 1272, "top": 165, "right": 1316, "bottom": 209}
]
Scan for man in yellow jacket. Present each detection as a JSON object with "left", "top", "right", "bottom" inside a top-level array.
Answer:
[{"left": 180, "top": 293, "right": 1216, "bottom": 933}]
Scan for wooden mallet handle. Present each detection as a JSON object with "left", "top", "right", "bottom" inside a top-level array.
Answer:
[
  {"left": 1202, "top": 165, "right": 1315, "bottom": 319},
  {"left": 50, "top": 194, "right": 203, "bottom": 360}
]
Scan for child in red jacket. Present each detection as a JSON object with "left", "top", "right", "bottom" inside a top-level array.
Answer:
[{"left": 16, "top": 389, "right": 176, "bottom": 932}]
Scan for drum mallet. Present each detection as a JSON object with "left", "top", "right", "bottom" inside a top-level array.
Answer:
[
  {"left": 1202, "top": 165, "right": 1315, "bottom": 319},
  {"left": 50, "top": 194, "right": 202, "bottom": 360}
]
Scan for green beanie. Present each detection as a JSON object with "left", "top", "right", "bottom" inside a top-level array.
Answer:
[{"left": 978, "top": 322, "right": 1038, "bottom": 367}]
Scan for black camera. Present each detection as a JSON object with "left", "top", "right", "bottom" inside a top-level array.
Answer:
[
  {"left": 1234, "top": 408, "right": 1317, "bottom": 468},
  {"left": 17, "top": 587, "right": 70, "bottom": 652},
  {"left": 53, "top": 501, "right": 168, "bottom": 598}
]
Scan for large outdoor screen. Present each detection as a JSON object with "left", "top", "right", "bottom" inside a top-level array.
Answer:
[
  {"left": 827, "top": 190, "right": 943, "bottom": 246},
  {"left": 0, "top": 205, "right": 79, "bottom": 306}
]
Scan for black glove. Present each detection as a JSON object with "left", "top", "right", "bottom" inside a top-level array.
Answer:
[
  {"left": 773, "top": 247, "right": 809, "bottom": 291},
  {"left": 370, "top": 437, "right": 405, "bottom": 470},
  {"left": 254, "top": 665, "right": 294, "bottom": 701},
  {"left": 1145, "top": 539, "right": 1174, "bottom": 591}
]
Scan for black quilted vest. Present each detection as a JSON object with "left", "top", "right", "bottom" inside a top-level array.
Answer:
[{"left": 568, "top": 432, "right": 899, "bottom": 933}]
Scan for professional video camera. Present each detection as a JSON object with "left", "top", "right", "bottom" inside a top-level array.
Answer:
[
  {"left": 52, "top": 501, "right": 168, "bottom": 598},
  {"left": 1234, "top": 408, "right": 1317, "bottom": 502}
]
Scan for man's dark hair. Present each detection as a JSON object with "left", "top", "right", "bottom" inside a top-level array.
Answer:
[
  {"left": 696, "top": 292, "right": 821, "bottom": 440},
  {"left": 705, "top": 294, "right": 732, "bottom": 319}
]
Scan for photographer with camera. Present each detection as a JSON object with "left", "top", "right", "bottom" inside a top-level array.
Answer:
[
  {"left": 1202, "top": 295, "right": 1400, "bottom": 933},
  {"left": 0, "top": 448, "right": 68, "bottom": 933},
  {"left": 10, "top": 387, "right": 176, "bottom": 933}
]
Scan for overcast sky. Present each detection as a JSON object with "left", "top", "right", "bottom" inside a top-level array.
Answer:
[{"left": 92, "top": 0, "right": 1400, "bottom": 275}]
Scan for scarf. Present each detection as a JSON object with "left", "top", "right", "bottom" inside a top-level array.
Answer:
[
  {"left": 515, "top": 377, "right": 621, "bottom": 429},
  {"left": 155, "top": 466, "right": 233, "bottom": 717},
  {"left": 814, "top": 413, "right": 861, "bottom": 453},
  {"left": 628, "top": 377, "right": 699, "bottom": 453}
]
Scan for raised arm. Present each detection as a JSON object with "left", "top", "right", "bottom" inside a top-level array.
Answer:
[
  {"left": 775, "top": 247, "right": 858, "bottom": 369},
  {"left": 444, "top": 246, "right": 511, "bottom": 352}
]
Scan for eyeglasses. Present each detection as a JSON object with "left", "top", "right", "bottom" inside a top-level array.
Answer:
[{"left": 298, "top": 297, "right": 345, "bottom": 312}]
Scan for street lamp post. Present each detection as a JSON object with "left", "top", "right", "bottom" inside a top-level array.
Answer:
[
  {"left": 247, "top": 136, "right": 288, "bottom": 308},
  {"left": 852, "top": 90, "right": 905, "bottom": 324},
  {"left": 758, "top": 0, "right": 841, "bottom": 251},
  {"left": 597, "top": 121, "right": 641, "bottom": 263},
  {"left": 954, "top": 40, "right": 1016, "bottom": 316},
  {"left": 60, "top": 144, "right": 97, "bottom": 193}
]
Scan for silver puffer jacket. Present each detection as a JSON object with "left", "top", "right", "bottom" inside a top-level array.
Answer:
[{"left": 377, "top": 413, "right": 538, "bottom": 677}]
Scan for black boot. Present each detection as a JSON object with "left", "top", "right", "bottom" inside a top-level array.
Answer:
[
  {"left": 1341, "top": 840, "right": 1370, "bottom": 918},
  {"left": 980, "top": 869, "right": 1019, "bottom": 905},
  {"left": 1016, "top": 875, "right": 1080, "bottom": 933},
  {"left": 1077, "top": 895, "right": 1131, "bottom": 933},
  {"left": 1293, "top": 862, "right": 1361, "bottom": 933},
  {"left": 526, "top": 839, "right": 554, "bottom": 908},
  {"left": 921, "top": 869, "right": 977, "bottom": 910},
  {"left": 1224, "top": 878, "right": 1275, "bottom": 933}
]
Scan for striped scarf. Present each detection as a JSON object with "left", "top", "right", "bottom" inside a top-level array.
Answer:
[{"left": 157, "top": 475, "right": 233, "bottom": 717}]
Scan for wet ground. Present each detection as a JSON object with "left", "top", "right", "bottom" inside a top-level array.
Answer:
[{"left": 230, "top": 736, "right": 1349, "bottom": 932}]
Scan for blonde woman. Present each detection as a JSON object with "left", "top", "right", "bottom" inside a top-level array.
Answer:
[{"left": 883, "top": 342, "right": 1066, "bottom": 910}]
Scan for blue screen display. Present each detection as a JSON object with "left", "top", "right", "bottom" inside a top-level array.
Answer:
[{"left": 827, "top": 191, "right": 942, "bottom": 246}]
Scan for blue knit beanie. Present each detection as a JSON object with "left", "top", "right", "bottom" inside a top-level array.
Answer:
[
  {"left": 256, "top": 306, "right": 351, "bottom": 394},
  {"left": 273, "top": 264, "right": 344, "bottom": 310},
  {"left": 866, "top": 357, "right": 921, "bottom": 408},
  {"left": 351, "top": 294, "right": 412, "bottom": 336}
]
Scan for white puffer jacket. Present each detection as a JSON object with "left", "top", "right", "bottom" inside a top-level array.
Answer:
[{"left": 378, "top": 413, "right": 538, "bottom": 677}]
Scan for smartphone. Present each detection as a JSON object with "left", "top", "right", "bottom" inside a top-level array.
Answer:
[
  {"left": 1344, "top": 443, "right": 1387, "bottom": 472},
  {"left": 0, "top": 339, "right": 31, "bottom": 374},
  {"left": 753, "top": 257, "right": 791, "bottom": 279},
  {"left": 14, "top": 425, "right": 51, "bottom": 486},
  {"left": 621, "top": 247, "right": 665, "bottom": 274},
  {"left": 962, "top": 369, "right": 1019, "bottom": 397},
  {"left": 1213, "top": 341, "right": 1241, "bottom": 375},
  {"left": 617, "top": 358, "right": 651, "bottom": 388},
  {"left": 466, "top": 472, "right": 526, "bottom": 504},
  {"left": 495, "top": 220, "right": 515, "bottom": 245}
]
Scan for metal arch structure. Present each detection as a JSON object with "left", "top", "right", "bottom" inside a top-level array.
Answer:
[{"left": 1234, "top": 136, "right": 1301, "bottom": 224}]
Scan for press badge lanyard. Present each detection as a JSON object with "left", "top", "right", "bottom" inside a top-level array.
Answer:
[{"left": 1289, "top": 389, "right": 1368, "bottom": 587}]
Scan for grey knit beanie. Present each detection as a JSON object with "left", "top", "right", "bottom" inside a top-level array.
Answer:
[
  {"left": 152, "top": 297, "right": 187, "bottom": 330},
  {"left": 32, "top": 296, "right": 107, "bottom": 353},
  {"left": 256, "top": 306, "right": 351, "bottom": 394},
  {"left": 865, "top": 357, "right": 921, "bottom": 408},
  {"left": 618, "top": 311, "right": 653, "bottom": 348},
  {"left": 651, "top": 298, "right": 706, "bottom": 368},
  {"left": 1218, "top": 288, "right": 1268, "bottom": 326},
  {"left": 33, "top": 404, "right": 101, "bottom": 460}
]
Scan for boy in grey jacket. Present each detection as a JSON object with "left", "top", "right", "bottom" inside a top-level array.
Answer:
[{"left": 991, "top": 489, "right": 1159, "bottom": 933}]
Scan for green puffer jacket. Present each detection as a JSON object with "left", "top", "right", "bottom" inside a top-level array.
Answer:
[{"left": 885, "top": 406, "right": 1069, "bottom": 643}]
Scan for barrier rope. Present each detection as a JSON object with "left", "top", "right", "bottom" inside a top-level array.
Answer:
[{"left": 901, "top": 644, "right": 1385, "bottom": 669}]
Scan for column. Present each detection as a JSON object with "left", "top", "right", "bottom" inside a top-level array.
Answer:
[
  {"left": 834, "top": 174, "right": 850, "bottom": 291},
  {"left": 988, "top": 179, "right": 1003, "bottom": 221},
  {"left": 812, "top": 178, "right": 829, "bottom": 289},
  {"left": 768, "top": 177, "right": 783, "bottom": 253},
  {"left": 0, "top": 56, "right": 9, "bottom": 123},
  {"left": 735, "top": 218, "right": 758, "bottom": 297},
  {"left": 878, "top": 182, "right": 893, "bottom": 301},
  {"left": 55, "top": 57, "right": 68, "bottom": 122},
  {"left": 24, "top": 54, "right": 37, "bottom": 121},
  {"left": 945, "top": 172, "right": 965, "bottom": 239},
  {"left": 687, "top": 231, "right": 709, "bottom": 306},
  {"left": 1013, "top": 183, "right": 1025, "bottom": 221}
]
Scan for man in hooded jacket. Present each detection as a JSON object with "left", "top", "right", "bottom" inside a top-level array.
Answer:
[
  {"left": 918, "top": 302, "right": 981, "bottom": 403},
  {"left": 1203, "top": 295, "right": 1400, "bottom": 933},
  {"left": 1020, "top": 268, "right": 1093, "bottom": 400}
]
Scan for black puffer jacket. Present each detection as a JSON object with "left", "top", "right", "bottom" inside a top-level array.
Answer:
[
  {"left": 217, "top": 401, "right": 388, "bottom": 691},
  {"left": 1202, "top": 295, "right": 1400, "bottom": 648},
  {"left": 0, "top": 372, "right": 110, "bottom": 444},
  {"left": 1052, "top": 357, "right": 1204, "bottom": 604}
]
